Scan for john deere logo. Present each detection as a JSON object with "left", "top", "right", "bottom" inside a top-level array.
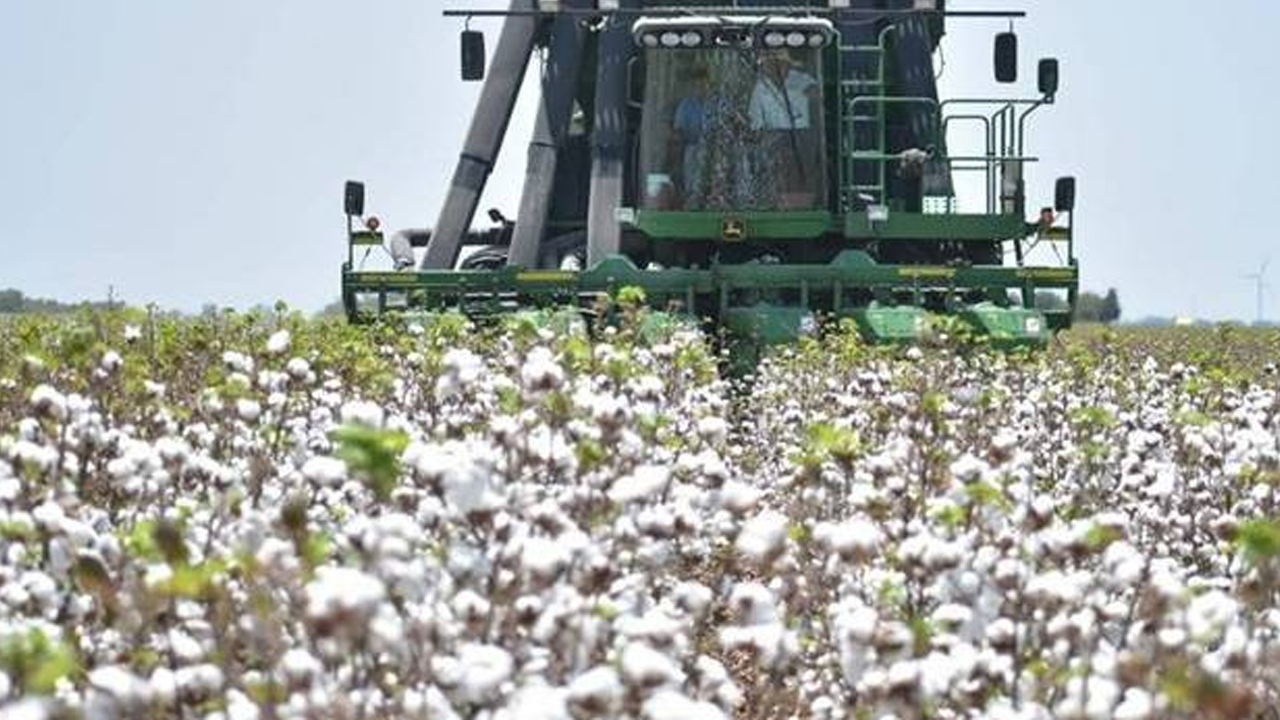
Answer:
[{"left": 722, "top": 218, "right": 746, "bottom": 241}]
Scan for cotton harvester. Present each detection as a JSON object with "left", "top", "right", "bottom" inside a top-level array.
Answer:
[{"left": 341, "top": 0, "right": 1079, "bottom": 362}]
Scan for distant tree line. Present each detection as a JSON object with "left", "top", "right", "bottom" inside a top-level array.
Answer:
[
  {"left": 1036, "top": 288, "right": 1122, "bottom": 324},
  {"left": 0, "top": 289, "right": 119, "bottom": 315}
]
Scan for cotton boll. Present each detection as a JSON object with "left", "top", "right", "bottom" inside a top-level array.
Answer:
[
  {"left": 452, "top": 644, "right": 513, "bottom": 705},
  {"left": 87, "top": 665, "right": 151, "bottom": 707},
  {"left": 340, "top": 400, "right": 385, "bottom": 428},
  {"left": 280, "top": 649, "right": 323, "bottom": 689},
  {"left": 236, "top": 399, "right": 262, "bottom": 423},
  {"left": 100, "top": 351, "right": 123, "bottom": 374},
  {"left": 568, "top": 666, "right": 622, "bottom": 716},
  {"left": 286, "top": 357, "right": 312, "bottom": 381},
  {"left": 718, "top": 481, "right": 762, "bottom": 514},
  {"left": 1185, "top": 590, "right": 1237, "bottom": 643},
  {"left": 520, "top": 535, "right": 572, "bottom": 583},
  {"left": 621, "top": 643, "right": 684, "bottom": 689},
  {"left": 222, "top": 351, "right": 255, "bottom": 374},
  {"left": 0, "top": 699, "right": 55, "bottom": 720},
  {"left": 735, "top": 511, "right": 789, "bottom": 565},
  {"left": 672, "top": 581, "right": 714, "bottom": 618},
  {"left": 174, "top": 664, "right": 225, "bottom": 701},
  {"left": 718, "top": 622, "right": 798, "bottom": 669},
  {"left": 436, "top": 348, "right": 485, "bottom": 400},
  {"left": 1113, "top": 688, "right": 1153, "bottom": 720},
  {"left": 521, "top": 347, "right": 565, "bottom": 394},
  {"left": 642, "top": 689, "right": 727, "bottom": 720},
  {"left": 1053, "top": 676, "right": 1119, "bottom": 720},
  {"left": 609, "top": 465, "right": 670, "bottom": 504},
  {"left": 302, "top": 456, "right": 347, "bottom": 487},
  {"left": 304, "top": 566, "right": 387, "bottom": 635},
  {"left": 696, "top": 416, "right": 729, "bottom": 444},
  {"left": 814, "top": 518, "right": 881, "bottom": 562},
  {"left": 266, "top": 330, "right": 291, "bottom": 355},
  {"left": 30, "top": 385, "right": 68, "bottom": 421}
]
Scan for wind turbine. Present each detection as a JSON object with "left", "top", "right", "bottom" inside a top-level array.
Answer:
[{"left": 1243, "top": 258, "right": 1271, "bottom": 325}]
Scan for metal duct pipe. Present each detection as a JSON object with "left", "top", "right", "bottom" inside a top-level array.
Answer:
[
  {"left": 422, "top": 0, "right": 539, "bottom": 270},
  {"left": 505, "top": 1, "right": 592, "bottom": 269},
  {"left": 586, "top": 0, "right": 636, "bottom": 267}
]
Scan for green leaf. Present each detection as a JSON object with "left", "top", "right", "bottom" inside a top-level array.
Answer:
[
  {"left": 591, "top": 602, "right": 620, "bottom": 621},
  {"left": 575, "top": 439, "right": 607, "bottom": 473},
  {"left": 964, "top": 482, "right": 1011, "bottom": 512},
  {"left": 159, "top": 559, "right": 229, "bottom": 600},
  {"left": 788, "top": 523, "right": 812, "bottom": 545},
  {"left": 616, "top": 286, "right": 647, "bottom": 310},
  {"left": 792, "top": 422, "right": 861, "bottom": 470},
  {"left": 1071, "top": 405, "right": 1117, "bottom": 432},
  {"left": 0, "top": 628, "right": 80, "bottom": 695},
  {"left": 909, "top": 616, "right": 934, "bottom": 656},
  {"left": 931, "top": 504, "right": 966, "bottom": 530},
  {"left": 301, "top": 533, "right": 332, "bottom": 573},
  {"left": 331, "top": 424, "right": 410, "bottom": 502},
  {"left": 122, "top": 520, "right": 163, "bottom": 561},
  {"left": 1084, "top": 524, "right": 1124, "bottom": 553},
  {"left": 1235, "top": 518, "right": 1280, "bottom": 563}
]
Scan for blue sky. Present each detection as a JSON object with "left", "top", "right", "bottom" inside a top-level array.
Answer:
[{"left": 1, "top": 1, "right": 1278, "bottom": 321}]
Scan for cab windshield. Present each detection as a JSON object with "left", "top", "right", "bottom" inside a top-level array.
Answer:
[{"left": 639, "top": 47, "right": 827, "bottom": 212}]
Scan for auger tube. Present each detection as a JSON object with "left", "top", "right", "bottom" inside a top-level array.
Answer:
[
  {"left": 506, "top": 0, "right": 591, "bottom": 269},
  {"left": 586, "top": 0, "right": 636, "bottom": 266},
  {"left": 422, "top": 0, "right": 539, "bottom": 270}
]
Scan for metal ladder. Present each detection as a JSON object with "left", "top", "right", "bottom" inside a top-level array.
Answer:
[{"left": 839, "top": 28, "right": 892, "bottom": 210}]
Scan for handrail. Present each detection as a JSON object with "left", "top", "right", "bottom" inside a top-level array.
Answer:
[{"left": 944, "top": 114, "right": 994, "bottom": 213}]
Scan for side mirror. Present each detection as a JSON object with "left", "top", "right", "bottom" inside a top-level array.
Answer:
[
  {"left": 461, "top": 30, "right": 486, "bottom": 82},
  {"left": 1055, "top": 177, "right": 1076, "bottom": 213},
  {"left": 1038, "top": 58, "right": 1060, "bottom": 99},
  {"left": 344, "top": 181, "right": 365, "bottom": 217},
  {"left": 994, "top": 32, "right": 1018, "bottom": 84}
]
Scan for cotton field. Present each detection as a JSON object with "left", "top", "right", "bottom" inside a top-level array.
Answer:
[{"left": 1, "top": 311, "right": 1278, "bottom": 720}]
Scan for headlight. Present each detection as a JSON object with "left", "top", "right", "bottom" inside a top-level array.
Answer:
[
  {"left": 1024, "top": 317, "right": 1044, "bottom": 335},
  {"left": 641, "top": 33, "right": 660, "bottom": 48},
  {"left": 808, "top": 32, "right": 828, "bottom": 48},
  {"left": 763, "top": 32, "right": 786, "bottom": 48},
  {"left": 786, "top": 31, "right": 806, "bottom": 48},
  {"left": 660, "top": 32, "right": 681, "bottom": 48},
  {"left": 681, "top": 31, "right": 702, "bottom": 47}
]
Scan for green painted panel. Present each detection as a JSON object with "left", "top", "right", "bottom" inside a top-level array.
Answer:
[
  {"left": 723, "top": 305, "right": 815, "bottom": 345},
  {"left": 631, "top": 210, "right": 834, "bottom": 240},
  {"left": 846, "top": 305, "right": 927, "bottom": 344},
  {"left": 844, "top": 212, "right": 1030, "bottom": 241},
  {"left": 960, "top": 303, "right": 1051, "bottom": 348}
]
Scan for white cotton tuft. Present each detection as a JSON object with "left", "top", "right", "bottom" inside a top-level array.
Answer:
[
  {"left": 609, "top": 465, "right": 670, "bottom": 504},
  {"left": 454, "top": 644, "right": 514, "bottom": 704},
  {"left": 30, "top": 385, "right": 68, "bottom": 420},
  {"left": 266, "top": 330, "right": 291, "bottom": 355},
  {"left": 735, "top": 510, "right": 790, "bottom": 563},
  {"left": 340, "top": 400, "right": 385, "bottom": 428},
  {"left": 304, "top": 566, "right": 386, "bottom": 624},
  {"left": 642, "top": 689, "right": 727, "bottom": 720},
  {"left": 621, "top": 643, "right": 684, "bottom": 688},
  {"left": 302, "top": 456, "right": 348, "bottom": 486}
]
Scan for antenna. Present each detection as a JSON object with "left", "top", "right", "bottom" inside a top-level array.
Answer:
[{"left": 1243, "top": 258, "right": 1271, "bottom": 325}]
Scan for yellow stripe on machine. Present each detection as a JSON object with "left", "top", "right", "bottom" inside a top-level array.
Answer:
[
  {"left": 517, "top": 271, "right": 577, "bottom": 283},
  {"left": 353, "top": 273, "right": 419, "bottom": 286},
  {"left": 1017, "top": 268, "right": 1078, "bottom": 282},
  {"left": 899, "top": 267, "right": 956, "bottom": 280}
]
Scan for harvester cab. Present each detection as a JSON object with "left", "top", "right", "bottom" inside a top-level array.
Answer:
[{"left": 342, "top": 1, "right": 1079, "bottom": 363}]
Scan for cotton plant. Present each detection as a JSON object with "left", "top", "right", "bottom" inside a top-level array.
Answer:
[{"left": 0, "top": 312, "right": 1278, "bottom": 719}]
